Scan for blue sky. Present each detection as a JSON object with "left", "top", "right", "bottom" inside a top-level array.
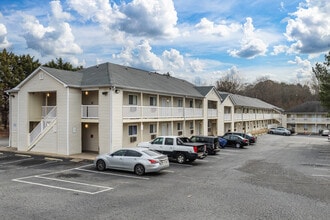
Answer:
[{"left": 0, "top": 0, "right": 329, "bottom": 86}]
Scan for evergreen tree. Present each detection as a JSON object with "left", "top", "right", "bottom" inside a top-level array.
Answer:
[
  {"left": 0, "top": 49, "right": 41, "bottom": 128},
  {"left": 313, "top": 51, "right": 330, "bottom": 110}
]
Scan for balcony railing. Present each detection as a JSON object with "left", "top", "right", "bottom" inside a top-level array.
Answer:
[
  {"left": 287, "top": 117, "right": 330, "bottom": 124},
  {"left": 233, "top": 113, "right": 281, "bottom": 121},
  {"left": 81, "top": 105, "right": 99, "bottom": 118},
  {"left": 208, "top": 109, "right": 217, "bottom": 118},
  {"left": 123, "top": 106, "right": 203, "bottom": 119}
]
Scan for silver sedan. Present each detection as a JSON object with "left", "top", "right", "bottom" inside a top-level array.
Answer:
[{"left": 94, "top": 148, "right": 169, "bottom": 175}]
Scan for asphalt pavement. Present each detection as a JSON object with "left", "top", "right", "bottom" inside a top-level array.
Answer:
[{"left": 0, "top": 134, "right": 329, "bottom": 220}]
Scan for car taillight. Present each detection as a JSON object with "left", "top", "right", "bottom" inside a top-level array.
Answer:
[
  {"left": 148, "top": 159, "right": 159, "bottom": 164},
  {"left": 193, "top": 146, "right": 198, "bottom": 153}
]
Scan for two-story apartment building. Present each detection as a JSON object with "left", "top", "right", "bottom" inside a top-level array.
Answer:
[
  {"left": 219, "top": 92, "right": 282, "bottom": 134},
  {"left": 284, "top": 101, "right": 330, "bottom": 134},
  {"left": 7, "top": 62, "right": 282, "bottom": 156}
]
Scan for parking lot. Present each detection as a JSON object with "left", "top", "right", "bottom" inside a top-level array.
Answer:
[{"left": 1, "top": 134, "right": 330, "bottom": 220}]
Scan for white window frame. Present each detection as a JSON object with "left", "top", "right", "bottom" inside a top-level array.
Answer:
[{"left": 129, "top": 94, "right": 137, "bottom": 105}]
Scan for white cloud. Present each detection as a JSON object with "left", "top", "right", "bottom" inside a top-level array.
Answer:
[
  {"left": 51, "top": 0, "right": 72, "bottom": 21},
  {"left": 288, "top": 56, "right": 312, "bottom": 80},
  {"left": 67, "top": 0, "right": 125, "bottom": 31},
  {"left": 113, "top": 39, "right": 163, "bottom": 71},
  {"left": 285, "top": 0, "right": 330, "bottom": 54},
  {"left": 68, "top": 0, "right": 179, "bottom": 38},
  {"left": 120, "top": 0, "right": 179, "bottom": 38},
  {"left": 228, "top": 17, "right": 268, "bottom": 59},
  {"left": 189, "top": 59, "right": 204, "bottom": 73},
  {"left": 21, "top": 0, "right": 82, "bottom": 57},
  {"left": 195, "top": 18, "right": 240, "bottom": 37},
  {"left": 0, "top": 23, "right": 10, "bottom": 48},
  {"left": 162, "top": 49, "right": 184, "bottom": 69}
]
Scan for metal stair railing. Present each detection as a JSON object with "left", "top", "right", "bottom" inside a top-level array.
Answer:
[{"left": 29, "top": 106, "right": 57, "bottom": 145}]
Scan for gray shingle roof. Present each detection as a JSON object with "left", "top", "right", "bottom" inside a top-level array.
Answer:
[
  {"left": 42, "top": 63, "right": 204, "bottom": 98},
  {"left": 219, "top": 92, "right": 281, "bottom": 110},
  {"left": 285, "top": 101, "right": 328, "bottom": 113},
  {"left": 40, "top": 66, "right": 83, "bottom": 87}
]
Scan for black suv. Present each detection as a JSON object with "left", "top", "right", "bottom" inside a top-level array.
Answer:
[
  {"left": 224, "top": 132, "right": 256, "bottom": 144},
  {"left": 189, "top": 136, "right": 220, "bottom": 155}
]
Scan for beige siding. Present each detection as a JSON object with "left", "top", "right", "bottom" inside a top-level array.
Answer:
[
  {"left": 67, "top": 88, "right": 82, "bottom": 155},
  {"left": 30, "top": 122, "right": 58, "bottom": 153},
  {"left": 98, "top": 88, "right": 111, "bottom": 154},
  {"left": 16, "top": 70, "right": 64, "bottom": 152},
  {"left": 110, "top": 89, "right": 124, "bottom": 152}
]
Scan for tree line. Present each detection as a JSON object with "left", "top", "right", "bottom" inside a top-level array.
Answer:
[{"left": 216, "top": 52, "right": 330, "bottom": 110}]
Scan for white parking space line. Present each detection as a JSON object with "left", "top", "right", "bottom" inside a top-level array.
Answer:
[
  {"left": 75, "top": 167, "right": 150, "bottom": 180},
  {"left": 0, "top": 157, "right": 34, "bottom": 165},
  {"left": 15, "top": 154, "right": 32, "bottom": 158},
  {"left": 12, "top": 176, "right": 112, "bottom": 195}
]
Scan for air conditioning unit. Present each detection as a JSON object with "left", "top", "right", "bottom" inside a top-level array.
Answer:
[
  {"left": 178, "top": 131, "right": 183, "bottom": 136},
  {"left": 130, "top": 136, "right": 137, "bottom": 143},
  {"left": 151, "top": 134, "right": 156, "bottom": 139}
]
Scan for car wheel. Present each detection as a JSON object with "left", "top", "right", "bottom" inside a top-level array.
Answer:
[
  {"left": 96, "top": 160, "right": 106, "bottom": 171},
  {"left": 134, "top": 164, "right": 145, "bottom": 176},
  {"left": 235, "top": 143, "right": 241, "bottom": 148},
  {"left": 177, "top": 153, "right": 186, "bottom": 164}
]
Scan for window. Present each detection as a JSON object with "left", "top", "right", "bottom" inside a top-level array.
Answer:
[
  {"left": 152, "top": 137, "right": 163, "bottom": 144},
  {"left": 129, "top": 95, "right": 137, "bottom": 105},
  {"left": 150, "top": 124, "right": 157, "bottom": 134},
  {"left": 112, "top": 150, "right": 126, "bottom": 156},
  {"left": 177, "top": 122, "right": 182, "bottom": 131},
  {"left": 125, "top": 150, "right": 142, "bottom": 157},
  {"left": 189, "top": 100, "right": 193, "bottom": 108},
  {"left": 150, "top": 96, "right": 157, "bottom": 106},
  {"left": 128, "top": 125, "right": 137, "bottom": 143},
  {"left": 165, "top": 138, "right": 174, "bottom": 145},
  {"left": 178, "top": 99, "right": 183, "bottom": 107},
  {"left": 129, "top": 125, "right": 137, "bottom": 136}
]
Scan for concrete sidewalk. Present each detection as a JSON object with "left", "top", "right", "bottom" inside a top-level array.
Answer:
[{"left": 0, "top": 137, "right": 96, "bottom": 162}]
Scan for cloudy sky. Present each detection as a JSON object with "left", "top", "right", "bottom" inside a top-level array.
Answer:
[{"left": 0, "top": 0, "right": 329, "bottom": 85}]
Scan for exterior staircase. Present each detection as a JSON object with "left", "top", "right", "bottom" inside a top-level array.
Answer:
[{"left": 28, "top": 107, "right": 57, "bottom": 151}]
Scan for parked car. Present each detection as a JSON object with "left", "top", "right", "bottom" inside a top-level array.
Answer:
[
  {"left": 224, "top": 132, "right": 257, "bottom": 144},
  {"left": 321, "top": 129, "right": 329, "bottom": 136},
  {"left": 94, "top": 148, "right": 169, "bottom": 175},
  {"left": 189, "top": 136, "right": 221, "bottom": 155},
  {"left": 268, "top": 127, "right": 291, "bottom": 136},
  {"left": 221, "top": 134, "right": 249, "bottom": 148}
]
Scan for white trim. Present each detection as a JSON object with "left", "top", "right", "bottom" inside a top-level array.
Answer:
[
  {"left": 66, "top": 87, "right": 70, "bottom": 155},
  {"left": 109, "top": 89, "right": 113, "bottom": 153}
]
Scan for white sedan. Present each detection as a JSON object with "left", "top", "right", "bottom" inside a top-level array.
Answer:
[{"left": 94, "top": 148, "right": 169, "bottom": 175}]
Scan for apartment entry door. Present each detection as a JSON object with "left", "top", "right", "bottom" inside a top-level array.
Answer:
[
  {"left": 82, "top": 123, "right": 99, "bottom": 153},
  {"left": 161, "top": 123, "right": 171, "bottom": 136}
]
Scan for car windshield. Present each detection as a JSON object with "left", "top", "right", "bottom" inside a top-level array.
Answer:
[{"left": 143, "top": 149, "right": 163, "bottom": 157}]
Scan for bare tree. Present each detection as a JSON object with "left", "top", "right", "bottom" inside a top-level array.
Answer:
[{"left": 215, "top": 71, "right": 244, "bottom": 94}]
